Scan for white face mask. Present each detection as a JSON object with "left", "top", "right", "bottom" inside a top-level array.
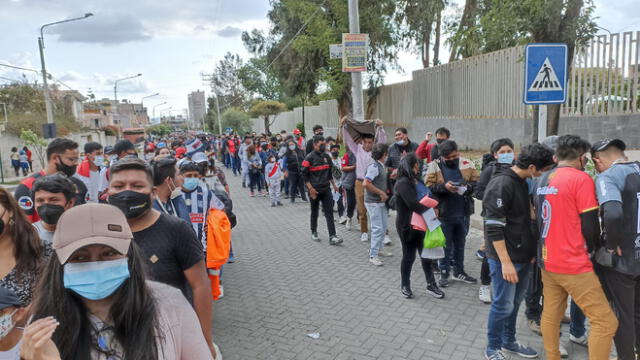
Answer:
[
  {"left": 0, "top": 309, "right": 17, "bottom": 340},
  {"left": 169, "top": 179, "right": 182, "bottom": 199}
]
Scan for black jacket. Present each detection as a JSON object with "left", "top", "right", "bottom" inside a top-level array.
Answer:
[
  {"left": 483, "top": 166, "right": 536, "bottom": 264},
  {"left": 393, "top": 177, "right": 430, "bottom": 234},
  {"left": 284, "top": 149, "right": 305, "bottom": 174},
  {"left": 386, "top": 140, "right": 419, "bottom": 170},
  {"left": 301, "top": 150, "right": 334, "bottom": 191}
]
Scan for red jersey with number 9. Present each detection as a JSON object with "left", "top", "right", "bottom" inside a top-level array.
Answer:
[{"left": 535, "top": 167, "right": 599, "bottom": 274}]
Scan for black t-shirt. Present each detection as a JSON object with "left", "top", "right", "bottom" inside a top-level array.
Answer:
[{"left": 132, "top": 213, "right": 203, "bottom": 297}]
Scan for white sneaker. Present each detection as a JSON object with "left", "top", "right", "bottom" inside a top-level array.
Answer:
[
  {"left": 378, "top": 249, "right": 393, "bottom": 257},
  {"left": 383, "top": 235, "right": 392, "bottom": 245},
  {"left": 360, "top": 232, "right": 369, "bottom": 242},
  {"left": 338, "top": 216, "right": 348, "bottom": 224},
  {"left": 345, "top": 218, "right": 352, "bottom": 230},
  {"left": 569, "top": 334, "right": 588, "bottom": 347},
  {"left": 559, "top": 343, "right": 568, "bottom": 358},
  {"left": 218, "top": 285, "right": 224, "bottom": 299},
  {"left": 369, "top": 256, "right": 383, "bottom": 266},
  {"left": 479, "top": 285, "right": 492, "bottom": 304}
]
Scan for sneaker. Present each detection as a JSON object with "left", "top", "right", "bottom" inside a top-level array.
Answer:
[
  {"left": 479, "top": 285, "right": 492, "bottom": 304},
  {"left": 439, "top": 271, "right": 450, "bottom": 287},
  {"left": 452, "top": 271, "right": 478, "bottom": 284},
  {"left": 378, "top": 249, "right": 393, "bottom": 257},
  {"left": 401, "top": 286, "right": 413, "bottom": 299},
  {"left": 345, "top": 218, "right": 352, "bottom": 230},
  {"left": 360, "top": 232, "right": 369, "bottom": 242},
  {"left": 369, "top": 256, "right": 383, "bottom": 266},
  {"left": 242, "top": 182, "right": 246, "bottom": 188},
  {"left": 311, "top": 232, "right": 320, "bottom": 242},
  {"left": 569, "top": 334, "right": 588, "bottom": 347},
  {"left": 501, "top": 342, "right": 538, "bottom": 358},
  {"left": 426, "top": 283, "right": 445, "bottom": 299},
  {"left": 484, "top": 349, "right": 507, "bottom": 360},
  {"left": 250, "top": 192, "right": 255, "bottom": 197},
  {"left": 329, "top": 235, "right": 343, "bottom": 246},
  {"left": 527, "top": 319, "right": 541, "bottom": 336},
  {"left": 218, "top": 285, "right": 224, "bottom": 299},
  {"left": 277, "top": 201, "right": 283, "bottom": 206},
  {"left": 559, "top": 343, "right": 568, "bottom": 358},
  {"left": 338, "top": 216, "right": 348, "bottom": 224},
  {"left": 271, "top": 203, "right": 276, "bottom": 207},
  {"left": 227, "top": 254, "right": 235, "bottom": 264},
  {"left": 476, "top": 249, "right": 486, "bottom": 260},
  {"left": 383, "top": 235, "right": 392, "bottom": 245}
]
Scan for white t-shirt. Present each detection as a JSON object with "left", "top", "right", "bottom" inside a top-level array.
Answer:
[
  {"left": 0, "top": 339, "right": 21, "bottom": 360},
  {"left": 33, "top": 221, "right": 54, "bottom": 244}
]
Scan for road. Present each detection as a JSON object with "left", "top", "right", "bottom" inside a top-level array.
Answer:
[{"left": 212, "top": 171, "right": 593, "bottom": 360}]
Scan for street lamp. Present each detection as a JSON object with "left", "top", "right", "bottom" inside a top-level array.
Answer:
[
  {"left": 141, "top": 93, "right": 159, "bottom": 108},
  {"left": 114, "top": 73, "right": 142, "bottom": 102},
  {"left": 39, "top": 13, "right": 94, "bottom": 125},
  {"left": 152, "top": 101, "right": 167, "bottom": 122}
]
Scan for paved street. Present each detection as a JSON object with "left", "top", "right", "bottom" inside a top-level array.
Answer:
[{"left": 213, "top": 171, "right": 591, "bottom": 360}]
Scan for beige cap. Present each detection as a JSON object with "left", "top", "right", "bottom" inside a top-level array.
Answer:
[{"left": 53, "top": 203, "right": 133, "bottom": 264}]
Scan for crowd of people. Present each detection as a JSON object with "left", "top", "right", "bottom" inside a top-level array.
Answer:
[{"left": 0, "top": 119, "right": 638, "bottom": 360}]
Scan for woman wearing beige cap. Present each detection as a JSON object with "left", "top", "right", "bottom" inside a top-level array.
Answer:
[{"left": 20, "top": 203, "right": 216, "bottom": 360}]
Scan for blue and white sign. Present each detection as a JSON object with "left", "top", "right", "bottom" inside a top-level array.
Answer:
[
  {"left": 225, "top": 127, "right": 233, "bottom": 134},
  {"left": 523, "top": 43, "right": 568, "bottom": 104}
]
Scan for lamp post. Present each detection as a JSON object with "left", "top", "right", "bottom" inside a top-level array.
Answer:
[
  {"left": 152, "top": 102, "right": 167, "bottom": 122},
  {"left": 0, "top": 103, "right": 7, "bottom": 183},
  {"left": 141, "top": 93, "right": 159, "bottom": 109},
  {"left": 114, "top": 73, "right": 142, "bottom": 102},
  {"left": 39, "top": 13, "right": 94, "bottom": 125}
]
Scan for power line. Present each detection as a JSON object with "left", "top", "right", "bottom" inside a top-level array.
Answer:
[{"left": 213, "top": 0, "right": 328, "bottom": 110}]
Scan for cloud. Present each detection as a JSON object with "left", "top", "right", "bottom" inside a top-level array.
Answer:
[
  {"left": 216, "top": 26, "right": 242, "bottom": 38},
  {"left": 46, "top": 13, "right": 152, "bottom": 45}
]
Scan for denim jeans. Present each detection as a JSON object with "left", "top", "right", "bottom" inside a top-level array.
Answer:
[
  {"left": 439, "top": 217, "right": 468, "bottom": 274},
  {"left": 569, "top": 300, "right": 586, "bottom": 337},
  {"left": 487, "top": 258, "right": 531, "bottom": 351},
  {"left": 365, "top": 203, "right": 387, "bottom": 257}
]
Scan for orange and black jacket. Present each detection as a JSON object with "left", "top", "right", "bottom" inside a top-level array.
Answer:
[{"left": 301, "top": 151, "right": 334, "bottom": 192}]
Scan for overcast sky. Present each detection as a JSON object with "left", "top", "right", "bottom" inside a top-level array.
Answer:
[{"left": 1, "top": 0, "right": 638, "bottom": 114}]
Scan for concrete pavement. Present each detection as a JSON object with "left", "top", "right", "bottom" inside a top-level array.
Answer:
[{"left": 212, "top": 171, "right": 594, "bottom": 360}]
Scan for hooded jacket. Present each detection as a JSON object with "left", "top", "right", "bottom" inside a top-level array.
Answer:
[{"left": 483, "top": 166, "right": 536, "bottom": 264}]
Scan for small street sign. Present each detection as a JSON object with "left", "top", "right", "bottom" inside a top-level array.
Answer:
[
  {"left": 523, "top": 43, "right": 568, "bottom": 104},
  {"left": 342, "top": 33, "right": 368, "bottom": 73}
]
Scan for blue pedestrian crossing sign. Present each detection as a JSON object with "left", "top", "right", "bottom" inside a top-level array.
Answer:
[{"left": 523, "top": 43, "right": 568, "bottom": 104}]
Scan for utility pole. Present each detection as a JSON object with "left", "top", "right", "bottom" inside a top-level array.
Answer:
[
  {"left": 38, "top": 37, "right": 54, "bottom": 125},
  {"left": 213, "top": 93, "right": 222, "bottom": 135},
  {"left": 348, "top": 0, "right": 365, "bottom": 122},
  {"left": 0, "top": 103, "right": 6, "bottom": 183}
]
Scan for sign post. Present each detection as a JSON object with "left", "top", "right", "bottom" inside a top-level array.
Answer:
[{"left": 523, "top": 43, "right": 568, "bottom": 142}]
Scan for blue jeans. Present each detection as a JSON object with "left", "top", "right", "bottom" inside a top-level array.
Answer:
[
  {"left": 439, "top": 217, "right": 468, "bottom": 274},
  {"left": 487, "top": 258, "right": 531, "bottom": 351},
  {"left": 365, "top": 203, "right": 387, "bottom": 257},
  {"left": 570, "top": 300, "right": 586, "bottom": 337}
]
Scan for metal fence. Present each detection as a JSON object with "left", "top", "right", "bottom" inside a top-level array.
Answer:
[{"left": 564, "top": 31, "right": 640, "bottom": 116}]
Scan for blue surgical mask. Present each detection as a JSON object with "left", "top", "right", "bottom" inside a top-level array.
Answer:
[
  {"left": 63, "top": 258, "right": 130, "bottom": 300},
  {"left": 497, "top": 152, "right": 514, "bottom": 164},
  {"left": 183, "top": 177, "right": 200, "bottom": 191},
  {"left": 395, "top": 140, "right": 406, "bottom": 146},
  {"left": 93, "top": 155, "right": 104, "bottom": 167}
]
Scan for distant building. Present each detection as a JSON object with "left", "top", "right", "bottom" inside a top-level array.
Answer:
[
  {"left": 82, "top": 99, "right": 149, "bottom": 130},
  {"left": 52, "top": 90, "right": 86, "bottom": 123},
  {"left": 188, "top": 90, "right": 206, "bottom": 129}
]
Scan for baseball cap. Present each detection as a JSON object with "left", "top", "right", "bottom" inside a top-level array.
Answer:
[
  {"left": 104, "top": 145, "right": 115, "bottom": 155},
  {"left": 591, "top": 138, "right": 626, "bottom": 157},
  {"left": 53, "top": 203, "right": 133, "bottom": 264},
  {"left": 0, "top": 286, "right": 22, "bottom": 309},
  {"left": 191, "top": 152, "right": 208, "bottom": 164},
  {"left": 293, "top": 129, "right": 301, "bottom": 135}
]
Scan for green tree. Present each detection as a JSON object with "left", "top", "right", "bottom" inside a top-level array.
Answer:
[
  {"left": 147, "top": 124, "right": 172, "bottom": 137},
  {"left": 396, "top": 0, "right": 447, "bottom": 68},
  {"left": 221, "top": 108, "right": 253, "bottom": 135},
  {"left": 250, "top": 100, "right": 287, "bottom": 135},
  {"left": 20, "top": 129, "right": 47, "bottom": 168},
  {"left": 244, "top": 0, "right": 400, "bottom": 118},
  {"left": 446, "top": 0, "right": 597, "bottom": 137},
  {"left": 208, "top": 52, "right": 247, "bottom": 111}
]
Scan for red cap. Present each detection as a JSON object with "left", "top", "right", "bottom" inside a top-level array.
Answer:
[{"left": 293, "top": 129, "right": 301, "bottom": 135}]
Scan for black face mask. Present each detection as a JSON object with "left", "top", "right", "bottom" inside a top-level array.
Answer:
[
  {"left": 56, "top": 156, "right": 76, "bottom": 177},
  {"left": 318, "top": 144, "right": 327, "bottom": 153},
  {"left": 108, "top": 190, "right": 151, "bottom": 219},
  {"left": 0, "top": 218, "right": 4, "bottom": 237},
  {"left": 317, "top": 132, "right": 324, "bottom": 137},
  {"left": 37, "top": 204, "right": 66, "bottom": 225},
  {"left": 444, "top": 158, "right": 460, "bottom": 168},
  {"left": 436, "top": 138, "right": 445, "bottom": 145},
  {"left": 331, "top": 151, "right": 340, "bottom": 158}
]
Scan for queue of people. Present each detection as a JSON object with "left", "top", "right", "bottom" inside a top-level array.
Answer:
[
  {"left": 1, "top": 134, "right": 232, "bottom": 359},
  {"left": 1, "top": 123, "right": 639, "bottom": 360}
]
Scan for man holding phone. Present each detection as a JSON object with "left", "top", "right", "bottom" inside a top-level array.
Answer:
[{"left": 425, "top": 140, "right": 480, "bottom": 287}]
